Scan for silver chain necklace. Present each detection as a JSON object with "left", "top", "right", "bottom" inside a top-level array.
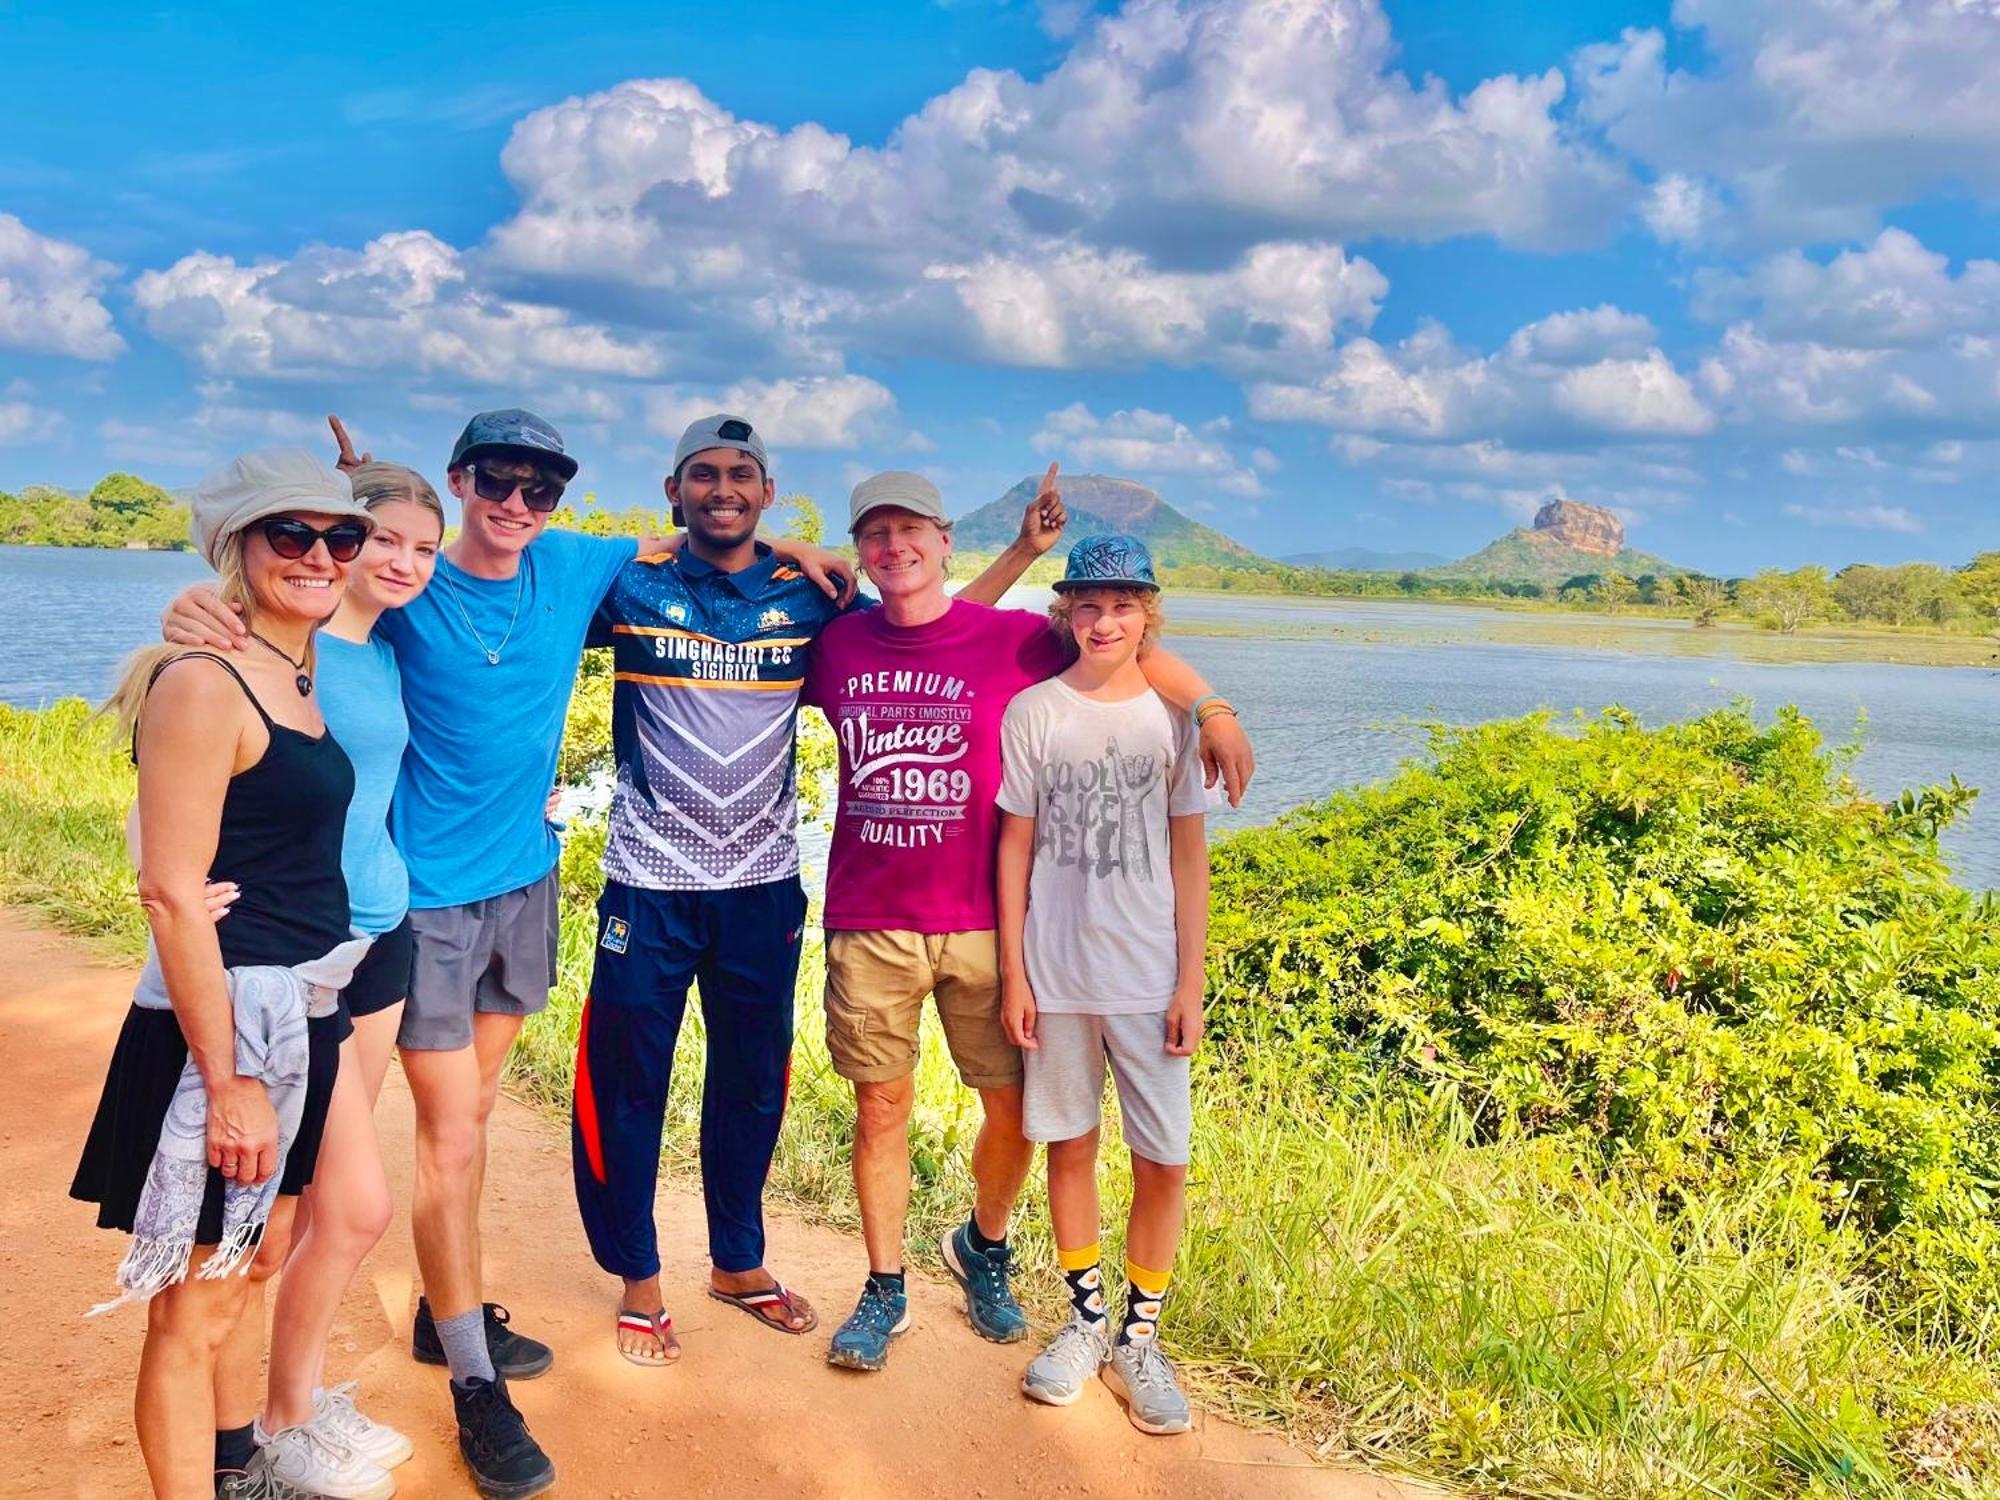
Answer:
[{"left": 438, "top": 561, "right": 524, "bottom": 666}]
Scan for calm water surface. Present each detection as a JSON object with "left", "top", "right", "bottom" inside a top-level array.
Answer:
[{"left": 5, "top": 547, "right": 1994, "bottom": 886}]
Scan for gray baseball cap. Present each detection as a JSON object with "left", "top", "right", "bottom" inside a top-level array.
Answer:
[
  {"left": 673, "top": 413, "right": 769, "bottom": 475},
  {"left": 448, "top": 407, "right": 578, "bottom": 481},
  {"left": 848, "top": 470, "right": 950, "bottom": 534}
]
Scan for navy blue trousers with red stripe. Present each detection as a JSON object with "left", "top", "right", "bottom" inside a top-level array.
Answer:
[{"left": 572, "top": 876, "right": 807, "bottom": 1278}]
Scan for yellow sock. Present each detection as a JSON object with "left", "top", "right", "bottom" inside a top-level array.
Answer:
[
  {"left": 1059, "top": 1241, "right": 1105, "bottom": 1325},
  {"left": 1121, "top": 1258, "right": 1172, "bottom": 1343},
  {"left": 1058, "top": 1240, "right": 1102, "bottom": 1272}
]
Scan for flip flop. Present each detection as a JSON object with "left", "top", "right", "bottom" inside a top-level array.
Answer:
[
  {"left": 616, "top": 1307, "right": 680, "bottom": 1366},
  {"left": 707, "top": 1281, "right": 818, "bottom": 1335}
]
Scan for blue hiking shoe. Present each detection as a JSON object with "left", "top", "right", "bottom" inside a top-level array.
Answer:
[
  {"left": 827, "top": 1280, "right": 911, "bottom": 1372},
  {"left": 939, "top": 1222, "right": 1028, "bottom": 1343}
]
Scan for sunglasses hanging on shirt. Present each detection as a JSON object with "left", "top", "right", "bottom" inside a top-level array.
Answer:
[{"left": 465, "top": 460, "right": 566, "bottom": 513}]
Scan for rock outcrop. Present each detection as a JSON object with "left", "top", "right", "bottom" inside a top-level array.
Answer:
[{"left": 1531, "top": 498, "right": 1623, "bottom": 557}]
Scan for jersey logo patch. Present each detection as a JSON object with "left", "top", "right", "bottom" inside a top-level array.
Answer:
[
  {"left": 759, "top": 606, "right": 794, "bottom": 630},
  {"left": 601, "top": 915, "right": 631, "bottom": 954},
  {"left": 666, "top": 603, "right": 689, "bottom": 623}
]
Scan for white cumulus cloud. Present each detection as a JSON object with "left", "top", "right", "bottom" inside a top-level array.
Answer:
[
  {"left": 1576, "top": 1, "right": 2000, "bottom": 246},
  {"left": 1248, "top": 309, "right": 1713, "bottom": 443},
  {"left": 0, "top": 215, "right": 125, "bottom": 360},
  {"left": 1033, "top": 401, "right": 1265, "bottom": 495},
  {"left": 133, "top": 231, "right": 664, "bottom": 384},
  {"left": 643, "top": 375, "right": 900, "bottom": 452}
]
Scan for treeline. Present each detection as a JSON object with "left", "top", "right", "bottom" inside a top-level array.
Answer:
[
  {"left": 0, "top": 475, "right": 190, "bottom": 549},
  {"left": 1160, "top": 556, "right": 2000, "bottom": 633},
  {"left": 14, "top": 474, "right": 1999, "bottom": 637}
]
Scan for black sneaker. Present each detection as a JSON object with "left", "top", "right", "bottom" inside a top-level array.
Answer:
[
  {"left": 414, "top": 1296, "right": 555, "bottom": 1379},
  {"left": 452, "top": 1373, "right": 556, "bottom": 1499}
]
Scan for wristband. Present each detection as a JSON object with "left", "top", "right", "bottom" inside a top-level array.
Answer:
[
  {"left": 1197, "top": 703, "right": 1238, "bottom": 728},
  {"left": 1190, "top": 692, "right": 1227, "bottom": 726}
]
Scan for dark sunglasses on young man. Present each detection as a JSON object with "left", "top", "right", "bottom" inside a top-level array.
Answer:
[
  {"left": 465, "top": 460, "right": 566, "bottom": 513},
  {"left": 258, "top": 517, "right": 371, "bottom": 563}
]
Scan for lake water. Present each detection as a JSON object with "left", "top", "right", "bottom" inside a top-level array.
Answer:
[{"left": 5, "top": 545, "right": 1996, "bottom": 887}]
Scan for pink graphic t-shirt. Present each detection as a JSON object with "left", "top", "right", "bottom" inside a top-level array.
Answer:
[{"left": 804, "top": 599, "right": 1067, "bottom": 933}]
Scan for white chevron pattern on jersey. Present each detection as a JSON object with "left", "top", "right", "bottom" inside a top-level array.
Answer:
[{"left": 603, "top": 682, "right": 805, "bottom": 892}]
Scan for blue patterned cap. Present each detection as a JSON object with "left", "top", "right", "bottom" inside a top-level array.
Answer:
[
  {"left": 448, "top": 407, "right": 578, "bottom": 481},
  {"left": 1054, "top": 533, "right": 1159, "bottom": 593}
]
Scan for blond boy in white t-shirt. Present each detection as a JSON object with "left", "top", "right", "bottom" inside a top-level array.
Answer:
[{"left": 996, "top": 534, "right": 1224, "bottom": 1435}]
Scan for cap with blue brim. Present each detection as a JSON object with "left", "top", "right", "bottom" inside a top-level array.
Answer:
[{"left": 1053, "top": 533, "right": 1160, "bottom": 592}]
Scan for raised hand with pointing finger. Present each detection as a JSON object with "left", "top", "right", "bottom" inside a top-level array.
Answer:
[
  {"left": 1016, "top": 461, "right": 1067, "bottom": 556},
  {"left": 328, "top": 413, "right": 372, "bottom": 473}
]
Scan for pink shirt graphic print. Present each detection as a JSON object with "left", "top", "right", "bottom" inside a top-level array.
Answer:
[{"left": 805, "top": 599, "right": 1066, "bottom": 933}]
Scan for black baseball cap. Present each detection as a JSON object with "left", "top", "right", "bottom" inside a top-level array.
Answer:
[{"left": 448, "top": 408, "right": 579, "bottom": 482}]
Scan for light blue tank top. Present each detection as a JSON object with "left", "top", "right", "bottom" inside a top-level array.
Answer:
[{"left": 316, "top": 631, "right": 410, "bottom": 934}]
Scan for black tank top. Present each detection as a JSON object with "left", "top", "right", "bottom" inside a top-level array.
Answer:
[{"left": 140, "top": 652, "right": 355, "bottom": 968}]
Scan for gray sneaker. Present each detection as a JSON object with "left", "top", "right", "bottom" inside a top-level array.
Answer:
[
  {"left": 215, "top": 1469, "right": 313, "bottom": 1499},
  {"left": 1022, "top": 1319, "right": 1111, "bottom": 1406},
  {"left": 1103, "top": 1338, "right": 1193, "bottom": 1435}
]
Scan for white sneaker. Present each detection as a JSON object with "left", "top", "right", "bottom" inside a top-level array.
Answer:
[
  {"left": 253, "top": 1414, "right": 396, "bottom": 1500},
  {"left": 315, "top": 1382, "right": 415, "bottom": 1469}
]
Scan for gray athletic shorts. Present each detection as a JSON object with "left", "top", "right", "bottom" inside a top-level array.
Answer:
[
  {"left": 400, "top": 869, "right": 561, "bottom": 1052},
  {"left": 1022, "top": 1011, "right": 1192, "bottom": 1166}
]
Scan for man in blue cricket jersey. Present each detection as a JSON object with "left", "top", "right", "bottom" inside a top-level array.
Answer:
[{"left": 572, "top": 414, "right": 1066, "bottom": 1366}]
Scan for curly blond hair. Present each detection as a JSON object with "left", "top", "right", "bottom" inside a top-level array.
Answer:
[{"left": 1046, "top": 584, "right": 1164, "bottom": 659}]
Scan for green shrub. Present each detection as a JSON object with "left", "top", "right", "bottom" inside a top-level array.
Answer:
[{"left": 1209, "top": 705, "right": 2000, "bottom": 1332}]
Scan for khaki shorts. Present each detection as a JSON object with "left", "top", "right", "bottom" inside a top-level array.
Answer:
[{"left": 823, "top": 929, "right": 1023, "bottom": 1089}]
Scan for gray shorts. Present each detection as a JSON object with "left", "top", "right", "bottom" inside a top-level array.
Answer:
[
  {"left": 400, "top": 869, "right": 561, "bottom": 1052},
  {"left": 1022, "top": 1011, "right": 1191, "bottom": 1165}
]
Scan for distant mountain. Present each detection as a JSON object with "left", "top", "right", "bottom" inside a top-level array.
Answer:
[
  {"left": 954, "top": 475, "right": 1268, "bottom": 568},
  {"left": 1425, "top": 499, "right": 1687, "bottom": 588},
  {"left": 1281, "top": 547, "right": 1449, "bottom": 572}
]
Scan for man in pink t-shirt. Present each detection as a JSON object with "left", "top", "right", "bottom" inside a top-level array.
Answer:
[{"left": 802, "top": 469, "right": 1254, "bottom": 1372}]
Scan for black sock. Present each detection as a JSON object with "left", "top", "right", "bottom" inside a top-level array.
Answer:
[
  {"left": 1064, "top": 1262, "right": 1107, "bottom": 1328},
  {"left": 214, "top": 1422, "right": 257, "bottom": 1476},
  {"left": 867, "top": 1268, "right": 906, "bottom": 1298},
  {"left": 966, "top": 1213, "right": 1006, "bottom": 1255},
  {"left": 1118, "top": 1280, "right": 1167, "bottom": 1346}
]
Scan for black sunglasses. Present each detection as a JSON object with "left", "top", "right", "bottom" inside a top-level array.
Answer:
[
  {"left": 258, "top": 517, "right": 370, "bottom": 563},
  {"left": 465, "top": 460, "right": 565, "bottom": 513}
]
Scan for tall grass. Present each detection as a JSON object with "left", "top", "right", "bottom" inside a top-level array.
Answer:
[{"left": 8, "top": 696, "right": 1999, "bottom": 1496}]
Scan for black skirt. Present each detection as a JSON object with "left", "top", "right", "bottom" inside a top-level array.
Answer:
[{"left": 70, "top": 1005, "right": 344, "bottom": 1242}]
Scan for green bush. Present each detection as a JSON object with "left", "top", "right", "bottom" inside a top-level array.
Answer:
[{"left": 1209, "top": 705, "right": 2000, "bottom": 1332}]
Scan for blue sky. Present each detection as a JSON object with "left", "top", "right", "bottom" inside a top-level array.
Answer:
[{"left": 3, "top": 0, "right": 1996, "bottom": 573}]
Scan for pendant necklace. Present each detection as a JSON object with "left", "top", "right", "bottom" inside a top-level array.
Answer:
[
  {"left": 249, "top": 630, "right": 313, "bottom": 697},
  {"left": 439, "top": 563, "right": 525, "bottom": 666}
]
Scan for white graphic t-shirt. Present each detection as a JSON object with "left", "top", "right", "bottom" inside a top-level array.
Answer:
[{"left": 996, "top": 677, "right": 1206, "bottom": 1013}]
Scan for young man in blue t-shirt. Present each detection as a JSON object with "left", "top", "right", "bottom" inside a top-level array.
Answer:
[{"left": 572, "top": 415, "right": 1068, "bottom": 1369}]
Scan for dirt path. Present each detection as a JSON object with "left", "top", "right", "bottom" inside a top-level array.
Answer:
[{"left": 2, "top": 910, "right": 1431, "bottom": 1499}]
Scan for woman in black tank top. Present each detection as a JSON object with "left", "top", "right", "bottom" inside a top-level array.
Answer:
[{"left": 71, "top": 450, "right": 376, "bottom": 1498}]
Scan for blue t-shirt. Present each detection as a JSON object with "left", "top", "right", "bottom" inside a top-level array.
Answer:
[
  {"left": 315, "top": 631, "right": 410, "bottom": 933},
  {"left": 379, "top": 530, "right": 638, "bottom": 907}
]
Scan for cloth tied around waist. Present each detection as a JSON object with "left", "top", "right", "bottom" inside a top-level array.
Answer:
[{"left": 89, "top": 934, "right": 373, "bottom": 1316}]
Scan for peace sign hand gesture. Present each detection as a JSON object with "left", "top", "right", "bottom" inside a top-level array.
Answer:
[
  {"left": 328, "top": 414, "right": 372, "bottom": 473},
  {"left": 1018, "top": 461, "right": 1067, "bottom": 557}
]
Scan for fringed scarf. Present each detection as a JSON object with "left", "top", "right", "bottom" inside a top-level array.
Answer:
[{"left": 89, "top": 935, "right": 373, "bottom": 1316}]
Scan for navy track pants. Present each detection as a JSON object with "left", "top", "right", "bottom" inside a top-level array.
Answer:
[{"left": 572, "top": 876, "right": 807, "bottom": 1278}]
